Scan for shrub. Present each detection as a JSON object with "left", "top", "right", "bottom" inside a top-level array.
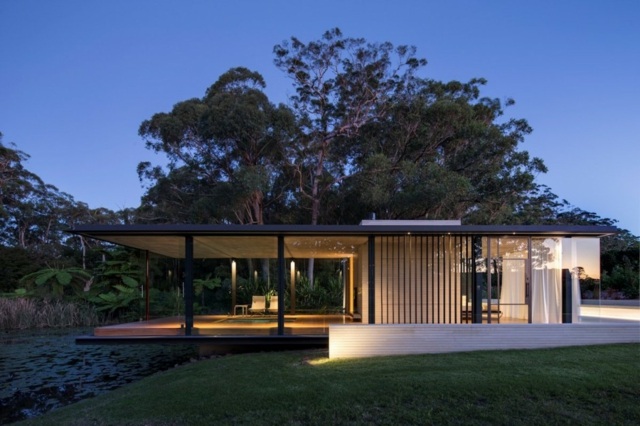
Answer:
[
  {"left": 0, "top": 297, "right": 102, "bottom": 330},
  {"left": 602, "top": 263, "right": 640, "bottom": 299}
]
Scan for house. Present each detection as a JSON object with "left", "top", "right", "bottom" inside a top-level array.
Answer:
[{"left": 69, "top": 221, "right": 639, "bottom": 357}]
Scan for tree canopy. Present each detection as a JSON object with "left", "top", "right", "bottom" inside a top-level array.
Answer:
[
  {"left": 137, "top": 29, "right": 551, "bottom": 227},
  {"left": 138, "top": 67, "right": 296, "bottom": 225},
  {"left": 273, "top": 28, "right": 428, "bottom": 225}
]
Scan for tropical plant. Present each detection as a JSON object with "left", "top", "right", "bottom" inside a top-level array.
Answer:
[
  {"left": 89, "top": 276, "right": 140, "bottom": 319},
  {"left": 146, "top": 287, "right": 184, "bottom": 317},
  {"left": 88, "top": 251, "right": 143, "bottom": 320},
  {"left": 20, "top": 266, "right": 92, "bottom": 298},
  {"left": 194, "top": 274, "right": 221, "bottom": 297},
  {"left": 193, "top": 274, "right": 222, "bottom": 311},
  {"left": 294, "top": 275, "right": 343, "bottom": 312},
  {"left": 236, "top": 276, "right": 276, "bottom": 306}
]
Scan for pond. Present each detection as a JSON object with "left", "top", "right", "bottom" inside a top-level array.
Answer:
[{"left": 0, "top": 328, "right": 198, "bottom": 424}]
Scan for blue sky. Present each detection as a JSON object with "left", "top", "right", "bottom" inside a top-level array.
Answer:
[{"left": 1, "top": 0, "right": 638, "bottom": 234}]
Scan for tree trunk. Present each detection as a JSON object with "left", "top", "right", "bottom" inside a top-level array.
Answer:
[
  {"left": 307, "top": 148, "right": 325, "bottom": 288},
  {"left": 261, "top": 258, "right": 270, "bottom": 287},
  {"left": 80, "top": 236, "right": 87, "bottom": 270}
]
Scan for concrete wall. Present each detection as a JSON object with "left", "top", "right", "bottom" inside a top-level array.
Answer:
[{"left": 329, "top": 323, "right": 640, "bottom": 358}]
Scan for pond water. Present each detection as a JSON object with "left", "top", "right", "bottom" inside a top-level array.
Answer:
[{"left": 0, "top": 328, "right": 198, "bottom": 424}]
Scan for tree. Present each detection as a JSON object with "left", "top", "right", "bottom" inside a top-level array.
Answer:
[
  {"left": 0, "top": 135, "right": 45, "bottom": 247},
  {"left": 0, "top": 246, "right": 43, "bottom": 293},
  {"left": 339, "top": 77, "right": 545, "bottom": 225},
  {"left": 0, "top": 135, "right": 76, "bottom": 255},
  {"left": 274, "top": 28, "right": 427, "bottom": 285},
  {"left": 0, "top": 133, "right": 31, "bottom": 217},
  {"left": 273, "top": 28, "right": 427, "bottom": 225},
  {"left": 138, "top": 67, "right": 295, "bottom": 225},
  {"left": 135, "top": 165, "right": 221, "bottom": 224},
  {"left": 1, "top": 133, "right": 122, "bottom": 277}
]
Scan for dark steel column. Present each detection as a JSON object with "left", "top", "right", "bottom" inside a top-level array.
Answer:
[
  {"left": 472, "top": 236, "right": 483, "bottom": 324},
  {"left": 368, "top": 235, "right": 375, "bottom": 324},
  {"left": 145, "top": 250, "right": 150, "bottom": 321},
  {"left": 184, "top": 236, "right": 194, "bottom": 336},
  {"left": 277, "top": 235, "right": 285, "bottom": 335},
  {"left": 562, "top": 268, "right": 572, "bottom": 323}
]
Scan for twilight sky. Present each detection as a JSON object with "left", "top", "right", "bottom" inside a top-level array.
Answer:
[{"left": 1, "top": 0, "right": 638, "bottom": 234}]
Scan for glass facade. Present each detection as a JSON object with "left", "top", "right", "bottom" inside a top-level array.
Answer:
[
  {"left": 71, "top": 224, "right": 610, "bottom": 336},
  {"left": 365, "top": 235, "right": 601, "bottom": 325}
]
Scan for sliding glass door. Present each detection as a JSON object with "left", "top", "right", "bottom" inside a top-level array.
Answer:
[{"left": 481, "top": 238, "right": 530, "bottom": 324}]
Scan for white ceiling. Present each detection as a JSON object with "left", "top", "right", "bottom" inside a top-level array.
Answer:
[{"left": 100, "top": 235, "right": 368, "bottom": 259}]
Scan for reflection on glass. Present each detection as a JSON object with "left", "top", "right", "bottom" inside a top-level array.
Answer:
[
  {"left": 478, "top": 237, "right": 529, "bottom": 323},
  {"left": 564, "top": 238, "right": 601, "bottom": 322}
]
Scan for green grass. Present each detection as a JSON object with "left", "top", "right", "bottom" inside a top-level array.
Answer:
[{"left": 21, "top": 344, "right": 640, "bottom": 425}]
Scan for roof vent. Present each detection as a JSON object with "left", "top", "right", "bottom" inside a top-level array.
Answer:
[{"left": 359, "top": 219, "right": 461, "bottom": 226}]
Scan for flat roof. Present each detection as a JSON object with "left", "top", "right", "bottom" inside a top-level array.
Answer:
[
  {"left": 67, "top": 224, "right": 617, "bottom": 259},
  {"left": 68, "top": 223, "right": 616, "bottom": 237}
]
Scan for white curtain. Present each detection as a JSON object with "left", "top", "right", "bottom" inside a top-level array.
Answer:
[
  {"left": 531, "top": 238, "right": 563, "bottom": 323},
  {"left": 531, "top": 267, "right": 561, "bottom": 323},
  {"left": 500, "top": 260, "right": 528, "bottom": 320}
]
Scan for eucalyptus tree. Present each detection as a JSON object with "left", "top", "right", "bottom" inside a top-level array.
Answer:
[
  {"left": 0, "top": 134, "right": 28, "bottom": 209},
  {"left": 1, "top": 133, "right": 120, "bottom": 272},
  {"left": 273, "top": 28, "right": 427, "bottom": 225},
  {"left": 0, "top": 136, "right": 74, "bottom": 254},
  {"left": 0, "top": 138, "right": 46, "bottom": 288},
  {"left": 274, "top": 28, "right": 427, "bottom": 286},
  {"left": 431, "top": 79, "right": 545, "bottom": 224},
  {"left": 346, "top": 78, "right": 546, "bottom": 224},
  {"left": 136, "top": 165, "right": 220, "bottom": 224},
  {"left": 0, "top": 135, "right": 40, "bottom": 230},
  {"left": 138, "top": 67, "right": 295, "bottom": 225},
  {"left": 63, "top": 203, "right": 122, "bottom": 269}
]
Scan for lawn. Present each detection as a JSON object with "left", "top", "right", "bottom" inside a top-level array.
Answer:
[{"left": 21, "top": 344, "right": 640, "bottom": 425}]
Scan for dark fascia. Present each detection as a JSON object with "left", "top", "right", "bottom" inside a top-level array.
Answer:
[{"left": 67, "top": 224, "right": 618, "bottom": 238}]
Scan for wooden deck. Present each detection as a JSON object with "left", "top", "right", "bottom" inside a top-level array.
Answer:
[
  {"left": 92, "top": 314, "right": 355, "bottom": 337},
  {"left": 87, "top": 305, "right": 639, "bottom": 357},
  {"left": 91, "top": 312, "right": 533, "bottom": 337}
]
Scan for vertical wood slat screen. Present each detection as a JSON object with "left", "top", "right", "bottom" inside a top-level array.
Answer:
[{"left": 375, "top": 235, "right": 472, "bottom": 324}]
